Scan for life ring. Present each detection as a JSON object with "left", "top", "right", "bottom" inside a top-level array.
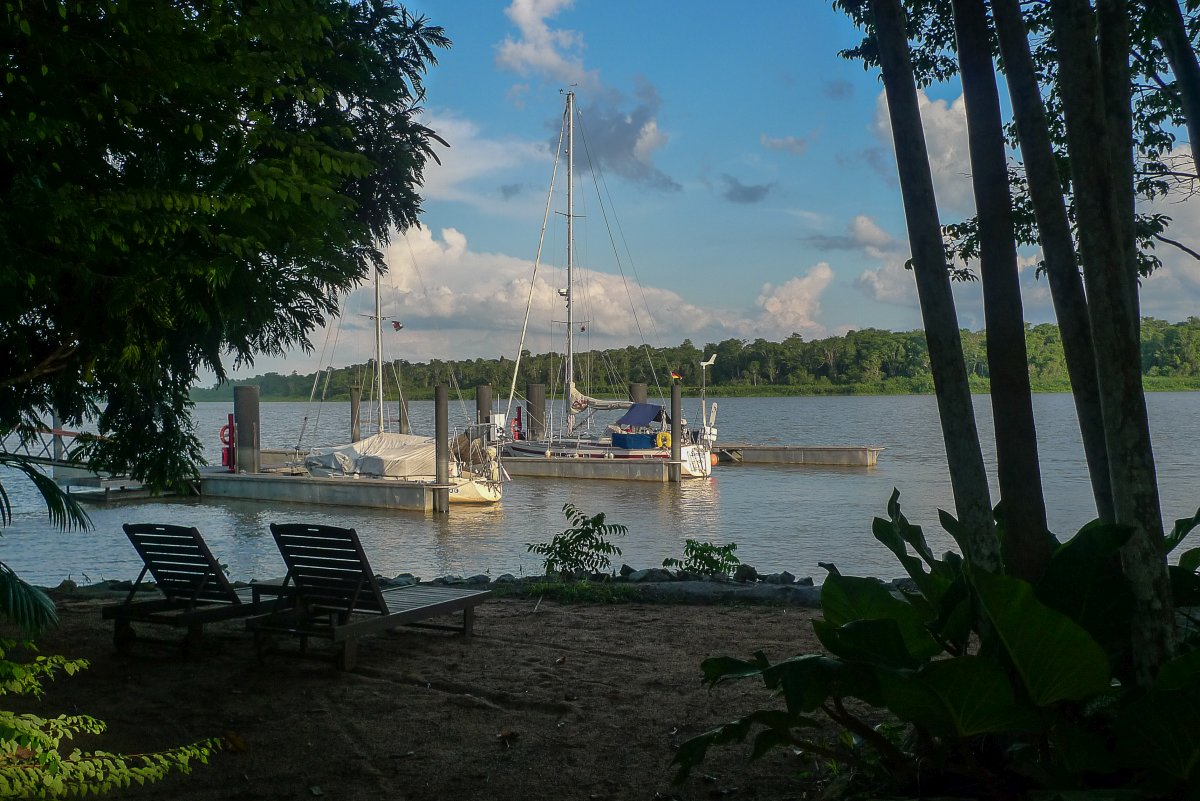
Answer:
[
  {"left": 655, "top": 431, "right": 671, "bottom": 449},
  {"left": 219, "top": 424, "right": 233, "bottom": 446}
]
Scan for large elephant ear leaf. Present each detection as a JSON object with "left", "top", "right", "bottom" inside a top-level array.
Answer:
[
  {"left": 821, "top": 574, "right": 942, "bottom": 660},
  {"left": 971, "top": 570, "right": 1111, "bottom": 706},
  {"left": 1118, "top": 688, "right": 1200, "bottom": 785},
  {"left": 877, "top": 656, "right": 1038, "bottom": 737},
  {"left": 1036, "top": 521, "right": 1132, "bottom": 657}
]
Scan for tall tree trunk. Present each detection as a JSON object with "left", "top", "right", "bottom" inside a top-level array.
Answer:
[
  {"left": 1146, "top": 0, "right": 1200, "bottom": 177},
  {"left": 1050, "top": 0, "right": 1174, "bottom": 686},
  {"left": 951, "top": 0, "right": 1052, "bottom": 582},
  {"left": 991, "top": 0, "right": 1115, "bottom": 523},
  {"left": 1098, "top": 0, "right": 1140, "bottom": 320},
  {"left": 869, "top": 0, "right": 1000, "bottom": 572}
]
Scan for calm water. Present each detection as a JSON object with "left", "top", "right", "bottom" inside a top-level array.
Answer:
[{"left": 2, "top": 394, "right": 1198, "bottom": 586}]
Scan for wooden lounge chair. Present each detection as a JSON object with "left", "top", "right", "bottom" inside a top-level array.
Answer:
[
  {"left": 102, "top": 523, "right": 279, "bottom": 653},
  {"left": 246, "top": 523, "right": 491, "bottom": 670}
]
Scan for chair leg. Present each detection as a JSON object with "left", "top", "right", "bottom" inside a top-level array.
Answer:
[
  {"left": 254, "top": 630, "right": 273, "bottom": 663},
  {"left": 338, "top": 638, "right": 358, "bottom": 671},
  {"left": 113, "top": 621, "right": 136, "bottom": 653},
  {"left": 182, "top": 624, "right": 203, "bottom": 657}
]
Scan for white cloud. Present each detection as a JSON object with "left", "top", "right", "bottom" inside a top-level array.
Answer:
[
  {"left": 420, "top": 111, "right": 546, "bottom": 211},
  {"left": 744, "top": 263, "right": 835, "bottom": 338},
  {"left": 849, "top": 214, "right": 894, "bottom": 251},
  {"left": 496, "top": 0, "right": 599, "bottom": 90},
  {"left": 761, "top": 133, "right": 809, "bottom": 155},
  {"left": 242, "top": 229, "right": 840, "bottom": 378},
  {"left": 871, "top": 89, "right": 975, "bottom": 217},
  {"left": 855, "top": 259, "right": 917, "bottom": 306}
]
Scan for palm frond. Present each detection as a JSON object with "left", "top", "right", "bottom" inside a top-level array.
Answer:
[
  {"left": 0, "top": 561, "right": 58, "bottom": 633},
  {"left": 0, "top": 453, "right": 92, "bottom": 532}
]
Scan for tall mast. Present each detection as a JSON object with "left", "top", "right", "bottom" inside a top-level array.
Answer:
[
  {"left": 373, "top": 264, "right": 385, "bottom": 434},
  {"left": 565, "top": 91, "right": 576, "bottom": 432}
]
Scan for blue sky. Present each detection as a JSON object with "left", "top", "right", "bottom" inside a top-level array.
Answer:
[{"left": 238, "top": 0, "right": 1200, "bottom": 378}]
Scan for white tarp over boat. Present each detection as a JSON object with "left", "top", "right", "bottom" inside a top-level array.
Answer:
[{"left": 304, "top": 432, "right": 437, "bottom": 478}]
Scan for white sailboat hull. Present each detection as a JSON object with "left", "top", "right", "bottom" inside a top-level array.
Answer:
[{"left": 503, "top": 439, "right": 713, "bottom": 478}]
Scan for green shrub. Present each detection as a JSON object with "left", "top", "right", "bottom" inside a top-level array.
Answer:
[
  {"left": 673, "top": 489, "right": 1200, "bottom": 800},
  {"left": 663, "top": 539, "right": 740, "bottom": 577},
  {"left": 527, "top": 503, "right": 628, "bottom": 578}
]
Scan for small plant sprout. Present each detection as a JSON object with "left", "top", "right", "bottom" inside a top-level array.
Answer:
[
  {"left": 663, "top": 540, "right": 740, "bottom": 577},
  {"left": 527, "top": 503, "right": 628, "bottom": 579}
]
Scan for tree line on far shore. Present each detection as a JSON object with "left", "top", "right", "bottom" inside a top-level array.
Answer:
[{"left": 191, "top": 316, "right": 1200, "bottom": 401}]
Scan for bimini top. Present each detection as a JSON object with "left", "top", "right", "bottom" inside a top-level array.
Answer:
[{"left": 614, "top": 403, "right": 668, "bottom": 428}]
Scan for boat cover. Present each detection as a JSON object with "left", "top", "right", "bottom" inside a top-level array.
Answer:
[
  {"left": 304, "top": 432, "right": 436, "bottom": 478},
  {"left": 614, "top": 403, "right": 668, "bottom": 427}
]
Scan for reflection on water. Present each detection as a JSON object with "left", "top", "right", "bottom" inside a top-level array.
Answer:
[{"left": 2, "top": 393, "right": 1198, "bottom": 585}]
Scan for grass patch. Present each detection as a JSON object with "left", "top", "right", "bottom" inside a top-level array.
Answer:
[{"left": 491, "top": 579, "right": 641, "bottom": 604}]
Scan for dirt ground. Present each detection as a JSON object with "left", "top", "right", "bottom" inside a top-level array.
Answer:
[{"left": 14, "top": 593, "right": 831, "bottom": 801}]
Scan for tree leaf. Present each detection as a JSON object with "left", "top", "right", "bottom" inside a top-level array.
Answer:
[
  {"left": 972, "top": 570, "right": 1111, "bottom": 705},
  {"left": 877, "top": 656, "right": 1039, "bottom": 737},
  {"left": 814, "top": 618, "right": 922, "bottom": 670},
  {"left": 821, "top": 573, "right": 942, "bottom": 659}
]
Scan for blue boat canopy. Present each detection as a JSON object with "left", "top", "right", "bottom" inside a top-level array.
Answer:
[{"left": 614, "top": 403, "right": 667, "bottom": 427}]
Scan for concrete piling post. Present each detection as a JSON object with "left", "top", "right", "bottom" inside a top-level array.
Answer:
[
  {"left": 476, "top": 384, "right": 492, "bottom": 438},
  {"left": 434, "top": 384, "right": 450, "bottom": 513},
  {"left": 233, "top": 385, "right": 261, "bottom": 474},
  {"left": 527, "top": 383, "right": 546, "bottom": 441},
  {"left": 670, "top": 383, "right": 682, "bottom": 483}
]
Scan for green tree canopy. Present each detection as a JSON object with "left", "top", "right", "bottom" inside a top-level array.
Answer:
[{"left": 1, "top": 0, "right": 449, "bottom": 488}]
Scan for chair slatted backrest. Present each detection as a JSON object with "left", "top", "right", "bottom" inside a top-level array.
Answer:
[
  {"left": 269, "top": 524, "right": 388, "bottom": 615},
  {"left": 123, "top": 523, "right": 240, "bottom": 606}
]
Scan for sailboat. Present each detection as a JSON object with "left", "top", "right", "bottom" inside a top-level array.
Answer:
[
  {"left": 301, "top": 265, "right": 504, "bottom": 504},
  {"left": 500, "top": 92, "right": 717, "bottom": 478}
]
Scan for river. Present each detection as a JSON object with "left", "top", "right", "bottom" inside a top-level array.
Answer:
[{"left": 1, "top": 393, "right": 1197, "bottom": 586}]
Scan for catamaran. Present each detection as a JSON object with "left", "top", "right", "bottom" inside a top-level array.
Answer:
[{"left": 499, "top": 92, "right": 717, "bottom": 478}]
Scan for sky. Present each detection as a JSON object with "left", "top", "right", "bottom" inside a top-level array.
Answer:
[{"left": 228, "top": 0, "right": 1200, "bottom": 379}]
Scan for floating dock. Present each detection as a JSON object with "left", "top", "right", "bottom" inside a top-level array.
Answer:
[
  {"left": 198, "top": 469, "right": 442, "bottom": 512},
  {"left": 715, "top": 444, "right": 884, "bottom": 467}
]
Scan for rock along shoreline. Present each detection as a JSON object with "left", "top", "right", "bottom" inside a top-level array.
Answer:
[{"left": 42, "top": 562, "right": 921, "bottom": 609}]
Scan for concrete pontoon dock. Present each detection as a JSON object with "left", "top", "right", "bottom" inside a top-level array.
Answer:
[
  {"left": 199, "top": 469, "right": 444, "bottom": 512},
  {"left": 715, "top": 444, "right": 884, "bottom": 467}
]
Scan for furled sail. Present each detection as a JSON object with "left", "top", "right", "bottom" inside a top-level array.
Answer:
[{"left": 568, "top": 382, "right": 634, "bottom": 413}]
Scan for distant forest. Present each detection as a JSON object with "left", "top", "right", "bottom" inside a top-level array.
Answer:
[{"left": 191, "top": 318, "right": 1200, "bottom": 401}]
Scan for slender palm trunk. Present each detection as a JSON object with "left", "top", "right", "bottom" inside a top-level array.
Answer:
[
  {"left": 951, "top": 0, "right": 1051, "bottom": 581},
  {"left": 870, "top": 0, "right": 999, "bottom": 571},
  {"left": 1050, "top": 0, "right": 1174, "bottom": 686},
  {"left": 1146, "top": 0, "right": 1200, "bottom": 177},
  {"left": 991, "top": 0, "right": 1114, "bottom": 523}
]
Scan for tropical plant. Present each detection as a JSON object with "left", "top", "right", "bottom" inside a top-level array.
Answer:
[
  {"left": 673, "top": 491, "right": 1200, "bottom": 799},
  {"left": 527, "top": 503, "right": 628, "bottom": 578},
  {"left": 0, "top": 638, "right": 221, "bottom": 797},
  {"left": 663, "top": 540, "right": 740, "bottom": 578}
]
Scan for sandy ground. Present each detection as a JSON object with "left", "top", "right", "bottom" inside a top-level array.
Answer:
[{"left": 11, "top": 593, "right": 832, "bottom": 801}]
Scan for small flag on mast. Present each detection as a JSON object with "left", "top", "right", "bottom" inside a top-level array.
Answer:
[{"left": 670, "top": 371, "right": 682, "bottom": 380}]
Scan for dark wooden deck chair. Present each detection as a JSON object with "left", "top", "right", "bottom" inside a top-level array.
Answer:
[
  {"left": 102, "top": 523, "right": 280, "bottom": 653},
  {"left": 246, "top": 523, "right": 491, "bottom": 670}
]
